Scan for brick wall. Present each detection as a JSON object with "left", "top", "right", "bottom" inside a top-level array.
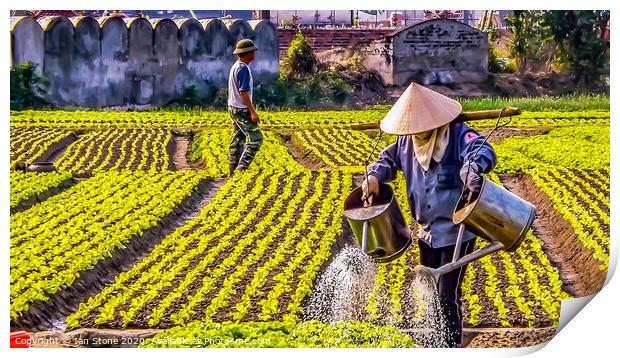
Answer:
[{"left": 277, "top": 28, "right": 392, "bottom": 55}]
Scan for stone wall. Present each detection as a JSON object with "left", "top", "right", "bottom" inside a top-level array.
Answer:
[
  {"left": 361, "top": 19, "right": 488, "bottom": 86},
  {"left": 10, "top": 16, "right": 279, "bottom": 108}
]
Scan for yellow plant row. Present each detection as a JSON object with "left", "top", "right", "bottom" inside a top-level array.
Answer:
[
  {"left": 67, "top": 167, "right": 351, "bottom": 329},
  {"left": 10, "top": 170, "right": 211, "bottom": 321}
]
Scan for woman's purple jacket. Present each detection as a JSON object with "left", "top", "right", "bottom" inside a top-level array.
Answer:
[{"left": 367, "top": 121, "right": 497, "bottom": 248}]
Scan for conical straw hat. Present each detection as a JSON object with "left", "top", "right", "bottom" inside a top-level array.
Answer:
[{"left": 380, "top": 82, "right": 462, "bottom": 135}]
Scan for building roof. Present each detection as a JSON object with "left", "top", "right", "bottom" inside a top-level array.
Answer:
[{"left": 385, "top": 17, "right": 481, "bottom": 38}]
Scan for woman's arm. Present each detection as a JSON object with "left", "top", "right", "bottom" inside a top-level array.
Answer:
[
  {"left": 458, "top": 128, "right": 497, "bottom": 173},
  {"left": 367, "top": 140, "right": 402, "bottom": 183},
  {"left": 362, "top": 140, "right": 402, "bottom": 205}
]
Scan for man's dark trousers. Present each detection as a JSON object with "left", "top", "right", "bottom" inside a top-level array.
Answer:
[
  {"left": 228, "top": 105, "right": 263, "bottom": 172},
  {"left": 418, "top": 236, "right": 477, "bottom": 348}
]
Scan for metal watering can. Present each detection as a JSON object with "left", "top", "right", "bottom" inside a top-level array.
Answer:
[
  {"left": 413, "top": 177, "right": 536, "bottom": 286},
  {"left": 343, "top": 182, "right": 412, "bottom": 262}
]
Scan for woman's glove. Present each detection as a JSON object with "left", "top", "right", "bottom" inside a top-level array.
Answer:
[
  {"left": 459, "top": 161, "right": 482, "bottom": 193},
  {"left": 361, "top": 175, "right": 380, "bottom": 206}
]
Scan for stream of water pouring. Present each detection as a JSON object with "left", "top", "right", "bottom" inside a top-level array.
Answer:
[
  {"left": 303, "top": 245, "right": 450, "bottom": 348},
  {"left": 304, "top": 245, "right": 377, "bottom": 322}
]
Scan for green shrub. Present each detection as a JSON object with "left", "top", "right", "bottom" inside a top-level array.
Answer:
[
  {"left": 10, "top": 61, "right": 49, "bottom": 110},
  {"left": 280, "top": 31, "right": 317, "bottom": 80},
  {"left": 488, "top": 44, "right": 514, "bottom": 73},
  {"left": 172, "top": 85, "right": 203, "bottom": 107},
  {"left": 253, "top": 70, "right": 353, "bottom": 110}
]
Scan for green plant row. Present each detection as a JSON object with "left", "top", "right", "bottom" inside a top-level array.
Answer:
[
  {"left": 10, "top": 171, "right": 73, "bottom": 210},
  {"left": 10, "top": 127, "right": 73, "bottom": 168},
  {"left": 10, "top": 170, "right": 210, "bottom": 321},
  {"left": 190, "top": 129, "right": 230, "bottom": 177},
  {"left": 139, "top": 320, "right": 418, "bottom": 348},
  {"left": 370, "top": 94, "right": 609, "bottom": 112},
  {"left": 55, "top": 128, "right": 171, "bottom": 174},
  {"left": 528, "top": 167, "right": 610, "bottom": 271},
  {"left": 494, "top": 125, "right": 610, "bottom": 173},
  {"left": 292, "top": 129, "right": 379, "bottom": 169},
  {"left": 67, "top": 168, "right": 275, "bottom": 329},
  {"left": 191, "top": 130, "right": 303, "bottom": 175},
  {"left": 10, "top": 109, "right": 609, "bottom": 129},
  {"left": 66, "top": 167, "right": 351, "bottom": 329}
]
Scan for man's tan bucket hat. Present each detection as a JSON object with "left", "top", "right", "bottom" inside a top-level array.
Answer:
[
  {"left": 380, "top": 82, "right": 462, "bottom": 135},
  {"left": 233, "top": 39, "right": 258, "bottom": 54}
]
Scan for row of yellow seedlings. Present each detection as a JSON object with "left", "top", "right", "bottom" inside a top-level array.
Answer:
[
  {"left": 67, "top": 166, "right": 351, "bottom": 328},
  {"left": 10, "top": 170, "right": 210, "bottom": 321},
  {"left": 56, "top": 128, "right": 171, "bottom": 173}
]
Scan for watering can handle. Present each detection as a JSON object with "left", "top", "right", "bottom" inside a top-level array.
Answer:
[
  {"left": 457, "top": 108, "right": 512, "bottom": 206},
  {"left": 361, "top": 220, "right": 369, "bottom": 254},
  {"left": 452, "top": 223, "right": 466, "bottom": 263}
]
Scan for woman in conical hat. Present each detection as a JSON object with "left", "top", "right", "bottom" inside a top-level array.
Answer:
[{"left": 362, "top": 82, "right": 497, "bottom": 348}]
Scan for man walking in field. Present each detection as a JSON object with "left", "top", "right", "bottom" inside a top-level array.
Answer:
[
  {"left": 228, "top": 39, "right": 263, "bottom": 176},
  {"left": 362, "top": 82, "right": 497, "bottom": 348}
]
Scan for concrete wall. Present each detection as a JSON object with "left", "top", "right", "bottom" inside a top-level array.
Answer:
[
  {"left": 361, "top": 18, "right": 488, "bottom": 86},
  {"left": 71, "top": 17, "right": 101, "bottom": 107},
  {"left": 10, "top": 17, "right": 44, "bottom": 75},
  {"left": 10, "top": 16, "right": 279, "bottom": 108},
  {"left": 249, "top": 20, "right": 279, "bottom": 83},
  {"left": 99, "top": 17, "right": 130, "bottom": 107},
  {"left": 38, "top": 16, "right": 75, "bottom": 106}
]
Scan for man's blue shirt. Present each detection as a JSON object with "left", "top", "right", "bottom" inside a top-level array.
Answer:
[{"left": 236, "top": 64, "right": 251, "bottom": 92}]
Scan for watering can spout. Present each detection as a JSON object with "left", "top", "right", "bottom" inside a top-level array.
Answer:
[
  {"left": 413, "top": 265, "right": 442, "bottom": 287},
  {"left": 414, "top": 240, "right": 506, "bottom": 287}
]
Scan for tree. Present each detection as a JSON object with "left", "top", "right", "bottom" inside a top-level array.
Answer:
[
  {"left": 10, "top": 61, "right": 49, "bottom": 110},
  {"left": 504, "top": 11, "right": 548, "bottom": 74},
  {"left": 542, "top": 10, "right": 610, "bottom": 85}
]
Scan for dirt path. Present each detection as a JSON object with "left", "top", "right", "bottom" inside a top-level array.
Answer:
[
  {"left": 168, "top": 133, "right": 192, "bottom": 170},
  {"left": 479, "top": 126, "right": 551, "bottom": 144},
  {"left": 280, "top": 133, "right": 325, "bottom": 171},
  {"left": 465, "top": 327, "right": 557, "bottom": 348},
  {"left": 500, "top": 173, "right": 606, "bottom": 297},
  {"left": 37, "top": 132, "right": 80, "bottom": 164}
]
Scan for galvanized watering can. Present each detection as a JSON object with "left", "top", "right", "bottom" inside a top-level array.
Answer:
[
  {"left": 343, "top": 182, "right": 412, "bottom": 263},
  {"left": 414, "top": 177, "right": 537, "bottom": 286}
]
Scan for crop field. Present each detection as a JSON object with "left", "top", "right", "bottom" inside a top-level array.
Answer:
[
  {"left": 55, "top": 128, "right": 172, "bottom": 174},
  {"left": 8, "top": 107, "right": 610, "bottom": 348},
  {"left": 10, "top": 171, "right": 73, "bottom": 211},
  {"left": 10, "top": 109, "right": 610, "bottom": 129},
  {"left": 66, "top": 168, "right": 350, "bottom": 329},
  {"left": 291, "top": 129, "right": 379, "bottom": 169},
  {"left": 10, "top": 170, "right": 211, "bottom": 321},
  {"left": 10, "top": 127, "right": 74, "bottom": 167}
]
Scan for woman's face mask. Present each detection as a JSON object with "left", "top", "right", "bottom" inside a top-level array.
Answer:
[{"left": 414, "top": 130, "right": 433, "bottom": 140}]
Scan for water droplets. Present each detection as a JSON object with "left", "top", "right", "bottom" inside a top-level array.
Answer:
[{"left": 303, "top": 245, "right": 450, "bottom": 347}]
